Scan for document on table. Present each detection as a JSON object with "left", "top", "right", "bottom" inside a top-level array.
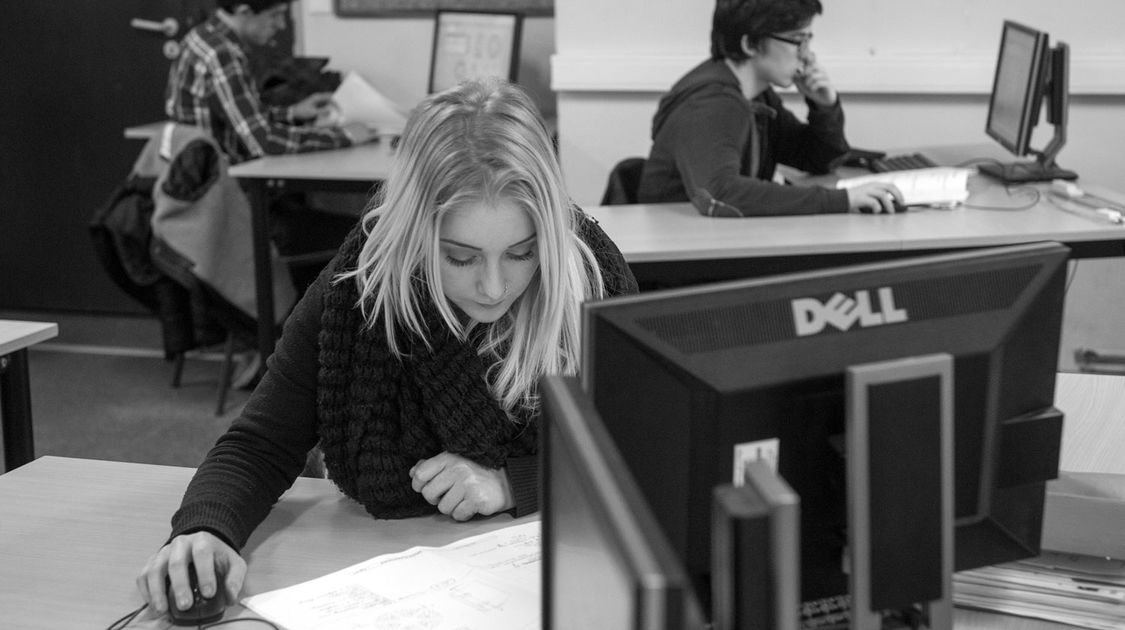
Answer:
[
  {"left": 242, "top": 520, "right": 540, "bottom": 630},
  {"left": 953, "top": 550, "right": 1125, "bottom": 630},
  {"left": 836, "top": 167, "right": 973, "bottom": 207},
  {"left": 316, "top": 70, "right": 409, "bottom": 136}
]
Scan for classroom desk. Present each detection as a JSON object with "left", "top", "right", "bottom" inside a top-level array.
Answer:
[
  {"left": 0, "top": 455, "right": 531, "bottom": 629},
  {"left": 229, "top": 141, "right": 395, "bottom": 365},
  {"left": 123, "top": 121, "right": 167, "bottom": 140},
  {"left": 0, "top": 372, "right": 1117, "bottom": 629},
  {"left": 587, "top": 143, "right": 1125, "bottom": 288},
  {"left": 585, "top": 183, "right": 1125, "bottom": 288},
  {"left": 235, "top": 141, "right": 1125, "bottom": 366},
  {"left": 0, "top": 320, "right": 57, "bottom": 472}
]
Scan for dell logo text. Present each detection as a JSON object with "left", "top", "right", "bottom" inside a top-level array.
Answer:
[{"left": 791, "top": 288, "right": 908, "bottom": 337}]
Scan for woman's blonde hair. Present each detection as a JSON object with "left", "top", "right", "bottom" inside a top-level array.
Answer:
[{"left": 338, "top": 78, "right": 605, "bottom": 415}]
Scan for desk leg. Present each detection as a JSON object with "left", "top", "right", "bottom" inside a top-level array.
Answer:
[
  {"left": 1, "top": 349, "right": 35, "bottom": 472},
  {"left": 248, "top": 179, "right": 276, "bottom": 375}
]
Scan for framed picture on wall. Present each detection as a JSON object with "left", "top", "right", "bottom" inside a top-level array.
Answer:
[
  {"left": 428, "top": 10, "right": 522, "bottom": 93},
  {"left": 335, "top": 0, "right": 553, "bottom": 17}
]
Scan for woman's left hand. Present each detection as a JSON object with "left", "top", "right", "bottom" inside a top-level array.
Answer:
[{"left": 410, "top": 452, "right": 514, "bottom": 521}]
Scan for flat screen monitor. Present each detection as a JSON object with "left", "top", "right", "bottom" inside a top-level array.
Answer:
[
  {"left": 428, "top": 10, "right": 522, "bottom": 94},
  {"left": 582, "top": 242, "right": 1068, "bottom": 605},
  {"left": 981, "top": 20, "right": 1076, "bottom": 182},
  {"left": 541, "top": 375, "right": 704, "bottom": 630}
]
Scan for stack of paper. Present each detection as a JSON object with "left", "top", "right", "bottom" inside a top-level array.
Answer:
[
  {"left": 953, "top": 550, "right": 1125, "bottom": 630},
  {"left": 242, "top": 521, "right": 540, "bottom": 630},
  {"left": 315, "top": 70, "right": 409, "bottom": 136},
  {"left": 836, "top": 167, "right": 974, "bottom": 207}
]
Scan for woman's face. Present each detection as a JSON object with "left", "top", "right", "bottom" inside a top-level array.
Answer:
[{"left": 438, "top": 197, "right": 540, "bottom": 324}]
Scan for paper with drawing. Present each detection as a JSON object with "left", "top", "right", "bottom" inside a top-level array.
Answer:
[{"left": 241, "top": 521, "right": 540, "bottom": 630}]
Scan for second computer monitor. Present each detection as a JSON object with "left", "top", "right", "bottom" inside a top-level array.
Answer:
[
  {"left": 981, "top": 20, "right": 1076, "bottom": 182},
  {"left": 541, "top": 375, "right": 704, "bottom": 630},
  {"left": 582, "top": 242, "right": 1068, "bottom": 603}
]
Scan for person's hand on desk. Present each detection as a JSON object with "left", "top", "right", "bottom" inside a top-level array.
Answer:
[
  {"left": 846, "top": 181, "right": 906, "bottom": 214},
  {"left": 341, "top": 121, "right": 378, "bottom": 145},
  {"left": 410, "top": 451, "right": 515, "bottom": 521},
  {"left": 136, "top": 531, "right": 245, "bottom": 617},
  {"left": 793, "top": 51, "right": 838, "bottom": 108},
  {"left": 290, "top": 92, "right": 335, "bottom": 121}
]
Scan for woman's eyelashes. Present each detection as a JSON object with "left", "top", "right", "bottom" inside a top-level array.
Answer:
[{"left": 443, "top": 248, "right": 537, "bottom": 267}]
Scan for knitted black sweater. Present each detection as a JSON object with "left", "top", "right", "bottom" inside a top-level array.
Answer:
[{"left": 169, "top": 210, "right": 637, "bottom": 549}]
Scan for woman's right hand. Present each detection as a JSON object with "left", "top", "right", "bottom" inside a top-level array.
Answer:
[
  {"left": 136, "top": 531, "right": 246, "bottom": 616},
  {"left": 846, "top": 181, "right": 905, "bottom": 214}
]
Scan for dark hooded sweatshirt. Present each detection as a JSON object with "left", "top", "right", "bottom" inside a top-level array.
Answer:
[{"left": 637, "top": 59, "right": 851, "bottom": 217}]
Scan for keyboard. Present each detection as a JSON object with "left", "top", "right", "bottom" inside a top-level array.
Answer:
[
  {"left": 800, "top": 594, "right": 851, "bottom": 629},
  {"left": 869, "top": 152, "right": 939, "bottom": 173}
]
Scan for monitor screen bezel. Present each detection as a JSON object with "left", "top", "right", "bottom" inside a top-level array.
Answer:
[{"left": 541, "top": 375, "right": 698, "bottom": 630}]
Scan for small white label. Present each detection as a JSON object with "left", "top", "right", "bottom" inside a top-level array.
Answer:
[{"left": 733, "top": 438, "right": 780, "bottom": 485}]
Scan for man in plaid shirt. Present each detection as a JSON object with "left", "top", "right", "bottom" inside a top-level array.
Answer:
[
  {"left": 164, "top": 0, "right": 374, "bottom": 304},
  {"left": 165, "top": 0, "right": 375, "bottom": 164}
]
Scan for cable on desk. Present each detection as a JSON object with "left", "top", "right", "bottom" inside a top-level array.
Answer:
[
  {"left": 961, "top": 186, "right": 1041, "bottom": 212},
  {"left": 105, "top": 604, "right": 147, "bottom": 630},
  {"left": 103, "top": 603, "right": 281, "bottom": 630},
  {"left": 203, "top": 618, "right": 281, "bottom": 629}
]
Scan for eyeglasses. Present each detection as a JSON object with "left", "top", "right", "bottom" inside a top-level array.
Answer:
[{"left": 766, "top": 33, "right": 813, "bottom": 50}]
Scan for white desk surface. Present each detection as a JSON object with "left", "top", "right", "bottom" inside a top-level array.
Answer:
[
  {"left": 0, "top": 456, "right": 531, "bottom": 629},
  {"left": 584, "top": 190, "right": 1125, "bottom": 263},
  {"left": 586, "top": 143, "right": 1125, "bottom": 263},
  {"left": 0, "top": 320, "right": 58, "bottom": 356},
  {"left": 123, "top": 121, "right": 166, "bottom": 140},
  {"left": 1055, "top": 371, "right": 1125, "bottom": 475},
  {"left": 229, "top": 140, "right": 397, "bottom": 181}
]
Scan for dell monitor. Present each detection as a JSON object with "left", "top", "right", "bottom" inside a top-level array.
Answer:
[
  {"left": 541, "top": 375, "right": 706, "bottom": 630},
  {"left": 582, "top": 242, "right": 1067, "bottom": 616},
  {"left": 980, "top": 20, "right": 1077, "bottom": 183}
]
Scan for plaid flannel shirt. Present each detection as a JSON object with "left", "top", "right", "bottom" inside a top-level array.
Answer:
[{"left": 164, "top": 15, "right": 351, "bottom": 164}]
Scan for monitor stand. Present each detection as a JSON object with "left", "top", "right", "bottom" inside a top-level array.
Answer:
[
  {"left": 846, "top": 354, "right": 954, "bottom": 630},
  {"left": 978, "top": 160, "right": 1077, "bottom": 184}
]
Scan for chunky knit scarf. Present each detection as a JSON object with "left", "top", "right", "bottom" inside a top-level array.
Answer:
[{"left": 316, "top": 213, "right": 635, "bottom": 519}]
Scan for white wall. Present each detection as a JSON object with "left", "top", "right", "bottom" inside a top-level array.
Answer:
[
  {"left": 296, "top": 3, "right": 557, "bottom": 118},
  {"left": 554, "top": 0, "right": 1125, "bottom": 205}
]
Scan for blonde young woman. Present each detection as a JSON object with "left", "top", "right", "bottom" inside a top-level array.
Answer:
[{"left": 137, "top": 78, "right": 638, "bottom": 617}]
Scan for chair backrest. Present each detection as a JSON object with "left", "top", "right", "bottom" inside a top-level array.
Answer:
[{"left": 600, "top": 157, "right": 646, "bottom": 205}]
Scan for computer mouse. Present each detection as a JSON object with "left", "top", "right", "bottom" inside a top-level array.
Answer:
[
  {"left": 858, "top": 201, "right": 907, "bottom": 214},
  {"left": 166, "top": 565, "right": 226, "bottom": 626}
]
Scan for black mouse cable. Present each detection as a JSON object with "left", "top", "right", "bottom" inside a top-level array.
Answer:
[
  {"left": 202, "top": 618, "right": 281, "bottom": 629},
  {"left": 104, "top": 603, "right": 281, "bottom": 630},
  {"left": 105, "top": 603, "right": 147, "bottom": 630}
]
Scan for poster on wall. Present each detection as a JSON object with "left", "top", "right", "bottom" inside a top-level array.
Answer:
[
  {"left": 335, "top": 0, "right": 553, "bottom": 17},
  {"left": 428, "top": 12, "right": 521, "bottom": 93}
]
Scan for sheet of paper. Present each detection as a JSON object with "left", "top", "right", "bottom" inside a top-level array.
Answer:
[
  {"left": 954, "top": 559, "right": 1125, "bottom": 630},
  {"left": 242, "top": 521, "right": 540, "bottom": 630},
  {"left": 317, "top": 71, "right": 408, "bottom": 136},
  {"left": 836, "top": 167, "right": 973, "bottom": 207}
]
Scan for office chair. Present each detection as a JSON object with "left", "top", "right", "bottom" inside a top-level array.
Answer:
[{"left": 600, "top": 157, "right": 646, "bottom": 205}]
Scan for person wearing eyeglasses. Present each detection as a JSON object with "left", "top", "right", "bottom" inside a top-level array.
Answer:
[{"left": 637, "top": 0, "right": 902, "bottom": 216}]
